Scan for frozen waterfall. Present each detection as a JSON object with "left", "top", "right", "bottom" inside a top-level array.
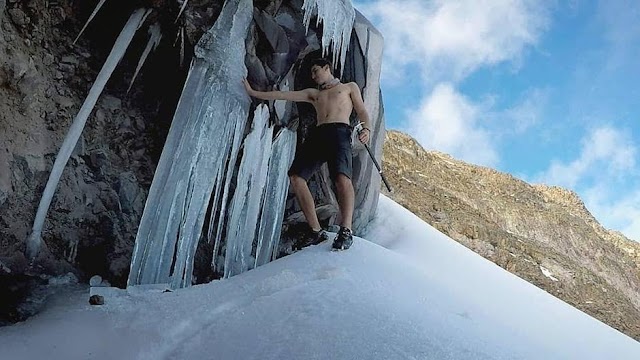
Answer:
[{"left": 128, "top": 0, "right": 299, "bottom": 288}]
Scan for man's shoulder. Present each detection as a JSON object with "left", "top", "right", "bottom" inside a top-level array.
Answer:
[
  {"left": 341, "top": 81, "right": 360, "bottom": 91},
  {"left": 345, "top": 82, "right": 361, "bottom": 91},
  {"left": 300, "top": 87, "right": 320, "bottom": 98}
]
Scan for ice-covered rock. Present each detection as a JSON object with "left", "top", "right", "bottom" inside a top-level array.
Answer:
[
  {"left": 348, "top": 11, "right": 385, "bottom": 233},
  {"left": 48, "top": 272, "right": 79, "bottom": 286},
  {"left": 89, "top": 275, "right": 103, "bottom": 287}
]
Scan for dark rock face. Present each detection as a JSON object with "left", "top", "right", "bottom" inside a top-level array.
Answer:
[
  {"left": 1, "top": 0, "right": 384, "bottom": 318},
  {"left": 0, "top": 0, "right": 189, "bottom": 320}
]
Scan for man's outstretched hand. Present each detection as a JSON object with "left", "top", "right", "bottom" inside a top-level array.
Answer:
[{"left": 242, "top": 78, "right": 255, "bottom": 96}]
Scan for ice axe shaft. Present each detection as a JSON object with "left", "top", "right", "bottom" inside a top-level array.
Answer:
[{"left": 356, "top": 123, "right": 392, "bottom": 192}]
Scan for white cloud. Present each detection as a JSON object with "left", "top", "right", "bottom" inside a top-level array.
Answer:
[
  {"left": 405, "top": 83, "right": 499, "bottom": 166},
  {"left": 584, "top": 187, "right": 640, "bottom": 242},
  {"left": 533, "top": 126, "right": 636, "bottom": 188},
  {"left": 533, "top": 126, "right": 640, "bottom": 241},
  {"left": 356, "top": 0, "right": 551, "bottom": 167},
  {"left": 357, "top": 0, "right": 551, "bottom": 84}
]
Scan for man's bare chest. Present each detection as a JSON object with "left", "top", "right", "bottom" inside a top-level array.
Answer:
[{"left": 313, "top": 87, "right": 351, "bottom": 107}]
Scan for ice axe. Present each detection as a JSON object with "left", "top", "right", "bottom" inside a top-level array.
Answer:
[{"left": 355, "top": 122, "right": 393, "bottom": 192}]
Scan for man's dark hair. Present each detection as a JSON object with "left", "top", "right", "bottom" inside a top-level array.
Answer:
[{"left": 310, "top": 58, "right": 333, "bottom": 74}]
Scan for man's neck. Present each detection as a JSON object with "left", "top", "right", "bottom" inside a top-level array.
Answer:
[{"left": 321, "top": 78, "right": 340, "bottom": 90}]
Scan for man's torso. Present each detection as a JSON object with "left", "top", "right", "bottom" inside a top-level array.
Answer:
[{"left": 310, "top": 83, "right": 354, "bottom": 126}]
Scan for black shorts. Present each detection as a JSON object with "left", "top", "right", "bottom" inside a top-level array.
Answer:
[{"left": 288, "top": 122, "right": 353, "bottom": 181}]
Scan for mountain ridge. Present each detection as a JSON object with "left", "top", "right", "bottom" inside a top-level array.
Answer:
[{"left": 382, "top": 129, "right": 640, "bottom": 340}]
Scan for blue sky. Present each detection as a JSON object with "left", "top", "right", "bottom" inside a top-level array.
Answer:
[{"left": 354, "top": 0, "right": 640, "bottom": 241}]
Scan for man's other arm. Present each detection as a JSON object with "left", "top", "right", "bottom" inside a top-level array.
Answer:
[{"left": 349, "top": 82, "right": 371, "bottom": 144}]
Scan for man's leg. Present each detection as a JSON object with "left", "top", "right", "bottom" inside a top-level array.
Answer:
[
  {"left": 334, "top": 173, "right": 354, "bottom": 230},
  {"left": 289, "top": 174, "right": 322, "bottom": 231}
]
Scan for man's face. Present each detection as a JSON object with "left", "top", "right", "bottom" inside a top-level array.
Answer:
[{"left": 310, "top": 65, "right": 331, "bottom": 85}]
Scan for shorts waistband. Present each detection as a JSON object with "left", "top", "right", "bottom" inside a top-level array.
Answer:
[{"left": 315, "top": 122, "right": 352, "bottom": 129}]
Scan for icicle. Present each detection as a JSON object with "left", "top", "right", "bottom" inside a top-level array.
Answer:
[
  {"left": 26, "top": 8, "right": 150, "bottom": 260},
  {"left": 139, "top": 9, "right": 152, "bottom": 30},
  {"left": 127, "top": 23, "right": 162, "bottom": 93},
  {"left": 224, "top": 104, "right": 273, "bottom": 278},
  {"left": 175, "top": 0, "right": 189, "bottom": 23},
  {"left": 301, "top": 0, "right": 355, "bottom": 76},
  {"left": 180, "top": 26, "right": 185, "bottom": 67},
  {"left": 210, "top": 116, "right": 246, "bottom": 273},
  {"left": 173, "top": 26, "right": 182, "bottom": 46},
  {"left": 172, "top": 26, "right": 186, "bottom": 68},
  {"left": 254, "top": 128, "right": 296, "bottom": 267},
  {"left": 73, "top": 0, "right": 107, "bottom": 45},
  {"left": 205, "top": 150, "right": 227, "bottom": 244}
]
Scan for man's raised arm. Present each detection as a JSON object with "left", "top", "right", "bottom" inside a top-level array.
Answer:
[{"left": 243, "top": 78, "right": 314, "bottom": 103}]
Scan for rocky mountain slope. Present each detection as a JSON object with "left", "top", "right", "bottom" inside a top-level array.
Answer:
[{"left": 382, "top": 130, "right": 640, "bottom": 341}]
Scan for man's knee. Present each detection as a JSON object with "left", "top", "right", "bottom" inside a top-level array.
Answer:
[
  {"left": 334, "top": 173, "right": 352, "bottom": 189},
  {"left": 289, "top": 174, "right": 306, "bottom": 187}
]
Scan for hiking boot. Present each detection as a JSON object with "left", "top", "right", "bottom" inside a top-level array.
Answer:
[
  {"left": 332, "top": 226, "right": 353, "bottom": 251},
  {"left": 293, "top": 227, "right": 329, "bottom": 250}
]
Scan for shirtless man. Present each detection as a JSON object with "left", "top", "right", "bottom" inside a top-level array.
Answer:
[{"left": 243, "top": 58, "right": 371, "bottom": 250}]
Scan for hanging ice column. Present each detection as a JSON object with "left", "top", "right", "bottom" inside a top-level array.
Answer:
[
  {"left": 128, "top": 0, "right": 253, "bottom": 288},
  {"left": 222, "top": 105, "right": 273, "bottom": 278},
  {"left": 254, "top": 128, "right": 296, "bottom": 268},
  {"left": 302, "top": 0, "right": 356, "bottom": 75},
  {"left": 209, "top": 105, "right": 296, "bottom": 278}
]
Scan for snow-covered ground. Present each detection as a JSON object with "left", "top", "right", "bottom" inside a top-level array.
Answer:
[{"left": 1, "top": 195, "right": 639, "bottom": 359}]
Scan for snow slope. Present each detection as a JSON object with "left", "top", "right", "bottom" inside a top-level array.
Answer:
[{"left": 1, "top": 195, "right": 638, "bottom": 359}]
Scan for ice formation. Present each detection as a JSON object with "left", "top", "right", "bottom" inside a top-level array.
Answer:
[
  {"left": 127, "top": 22, "right": 162, "bottom": 93},
  {"left": 254, "top": 128, "right": 296, "bottom": 267},
  {"left": 73, "top": 0, "right": 108, "bottom": 44},
  {"left": 302, "top": 0, "right": 356, "bottom": 75},
  {"left": 223, "top": 105, "right": 274, "bottom": 278},
  {"left": 175, "top": 0, "right": 190, "bottom": 22},
  {"left": 128, "top": 0, "right": 259, "bottom": 288}
]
